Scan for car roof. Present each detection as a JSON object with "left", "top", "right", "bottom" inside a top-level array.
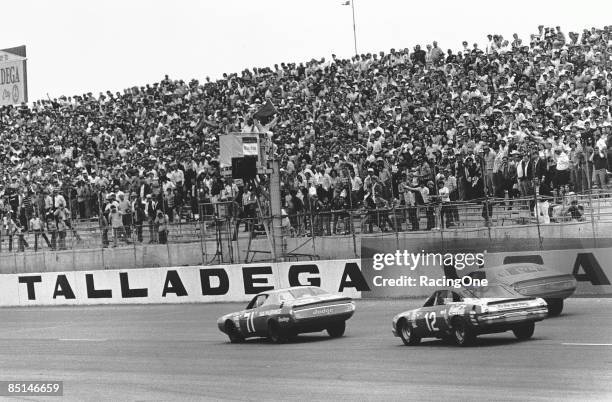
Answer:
[{"left": 257, "top": 286, "right": 322, "bottom": 296}]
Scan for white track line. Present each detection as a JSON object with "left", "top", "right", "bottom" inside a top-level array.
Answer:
[
  {"left": 57, "top": 338, "right": 108, "bottom": 342},
  {"left": 562, "top": 343, "right": 612, "bottom": 346}
]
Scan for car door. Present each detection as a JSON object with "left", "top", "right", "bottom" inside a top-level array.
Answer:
[
  {"left": 252, "top": 293, "right": 282, "bottom": 336},
  {"left": 239, "top": 294, "right": 268, "bottom": 336},
  {"left": 414, "top": 291, "right": 440, "bottom": 337},
  {"left": 417, "top": 290, "right": 451, "bottom": 336}
]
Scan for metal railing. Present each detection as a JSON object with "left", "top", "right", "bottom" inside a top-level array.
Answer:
[{"left": 0, "top": 191, "right": 611, "bottom": 272}]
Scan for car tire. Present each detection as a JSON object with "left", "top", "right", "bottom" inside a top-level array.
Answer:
[
  {"left": 398, "top": 319, "right": 420, "bottom": 346},
  {"left": 545, "top": 298, "right": 563, "bottom": 316},
  {"left": 267, "top": 320, "right": 286, "bottom": 343},
  {"left": 512, "top": 322, "right": 535, "bottom": 340},
  {"left": 225, "top": 321, "right": 244, "bottom": 344},
  {"left": 327, "top": 321, "right": 346, "bottom": 338},
  {"left": 452, "top": 319, "right": 475, "bottom": 346}
]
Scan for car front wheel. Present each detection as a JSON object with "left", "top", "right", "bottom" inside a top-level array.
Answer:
[
  {"left": 452, "top": 319, "right": 475, "bottom": 346},
  {"left": 512, "top": 322, "right": 535, "bottom": 340},
  {"left": 398, "top": 319, "right": 420, "bottom": 346},
  {"left": 327, "top": 321, "right": 346, "bottom": 338},
  {"left": 225, "top": 321, "right": 244, "bottom": 344}
]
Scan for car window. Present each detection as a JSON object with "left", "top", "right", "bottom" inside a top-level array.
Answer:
[
  {"left": 288, "top": 287, "right": 327, "bottom": 298},
  {"left": 246, "top": 294, "right": 268, "bottom": 309},
  {"left": 435, "top": 290, "right": 452, "bottom": 305},
  {"left": 451, "top": 291, "right": 463, "bottom": 302},
  {"left": 254, "top": 295, "right": 268, "bottom": 308},
  {"left": 423, "top": 293, "right": 437, "bottom": 307},
  {"left": 277, "top": 291, "right": 293, "bottom": 304},
  {"left": 263, "top": 293, "right": 280, "bottom": 306}
]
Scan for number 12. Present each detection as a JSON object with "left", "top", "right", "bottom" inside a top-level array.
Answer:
[{"left": 425, "top": 312, "right": 438, "bottom": 332}]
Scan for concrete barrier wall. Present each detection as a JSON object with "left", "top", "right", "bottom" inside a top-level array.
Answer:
[{"left": 1, "top": 221, "right": 609, "bottom": 273}]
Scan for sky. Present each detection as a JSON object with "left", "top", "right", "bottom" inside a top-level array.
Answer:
[{"left": 2, "top": 0, "right": 612, "bottom": 102}]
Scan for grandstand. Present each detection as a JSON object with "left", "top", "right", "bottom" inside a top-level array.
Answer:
[{"left": 0, "top": 24, "right": 611, "bottom": 257}]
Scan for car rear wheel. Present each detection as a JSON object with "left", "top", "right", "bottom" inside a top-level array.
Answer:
[
  {"left": 545, "top": 299, "right": 563, "bottom": 316},
  {"left": 327, "top": 321, "right": 346, "bottom": 338},
  {"left": 452, "top": 319, "right": 475, "bottom": 346},
  {"left": 267, "top": 321, "right": 287, "bottom": 343},
  {"left": 512, "top": 322, "right": 535, "bottom": 340},
  {"left": 225, "top": 321, "right": 244, "bottom": 344},
  {"left": 398, "top": 319, "right": 420, "bottom": 346}
]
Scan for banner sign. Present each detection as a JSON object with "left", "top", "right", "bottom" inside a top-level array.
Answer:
[
  {"left": 361, "top": 238, "right": 612, "bottom": 298},
  {"left": 0, "top": 45, "right": 27, "bottom": 106},
  {"left": 0, "top": 260, "right": 365, "bottom": 307}
]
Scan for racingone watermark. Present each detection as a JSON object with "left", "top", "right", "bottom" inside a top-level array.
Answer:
[
  {"left": 361, "top": 239, "right": 490, "bottom": 296},
  {"left": 372, "top": 275, "right": 487, "bottom": 289}
]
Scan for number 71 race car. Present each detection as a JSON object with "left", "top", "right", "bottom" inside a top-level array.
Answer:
[
  {"left": 217, "top": 286, "right": 355, "bottom": 343},
  {"left": 392, "top": 284, "right": 548, "bottom": 346}
]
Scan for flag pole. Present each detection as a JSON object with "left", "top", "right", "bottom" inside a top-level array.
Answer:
[{"left": 351, "top": 0, "right": 358, "bottom": 55}]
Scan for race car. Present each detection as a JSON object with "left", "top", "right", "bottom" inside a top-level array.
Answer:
[
  {"left": 217, "top": 286, "right": 355, "bottom": 343},
  {"left": 392, "top": 284, "right": 548, "bottom": 346},
  {"left": 467, "top": 263, "right": 576, "bottom": 316}
]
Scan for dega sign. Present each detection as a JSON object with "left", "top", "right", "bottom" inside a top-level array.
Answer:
[{"left": 2, "top": 260, "right": 368, "bottom": 306}]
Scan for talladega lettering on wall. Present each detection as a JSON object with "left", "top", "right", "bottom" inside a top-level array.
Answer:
[{"left": 0, "top": 260, "right": 368, "bottom": 306}]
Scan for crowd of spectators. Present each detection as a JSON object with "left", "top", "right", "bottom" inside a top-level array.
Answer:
[{"left": 1, "top": 24, "right": 612, "bottom": 249}]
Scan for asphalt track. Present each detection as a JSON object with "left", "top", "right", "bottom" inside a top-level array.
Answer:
[{"left": 0, "top": 299, "right": 611, "bottom": 401}]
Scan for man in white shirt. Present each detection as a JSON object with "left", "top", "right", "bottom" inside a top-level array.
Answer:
[
  {"left": 437, "top": 180, "right": 454, "bottom": 228},
  {"left": 553, "top": 147, "right": 570, "bottom": 195}
]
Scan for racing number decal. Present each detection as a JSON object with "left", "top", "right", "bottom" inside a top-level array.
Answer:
[
  {"left": 245, "top": 312, "right": 256, "bottom": 333},
  {"left": 425, "top": 312, "right": 438, "bottom": 332}
]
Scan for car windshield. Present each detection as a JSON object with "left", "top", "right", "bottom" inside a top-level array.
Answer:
[
  {"left": 288, "top": 287, "right": 327, "bottom": 298},
  {"left": 462, "top": 284, "right": 522, "bottom": 299}
]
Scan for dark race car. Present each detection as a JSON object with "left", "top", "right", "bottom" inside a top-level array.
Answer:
[
  {"left": 392, "top": 284, "right": 548, "bottom": 346},
  {"left": 217, "top": 286, "right": 355, "bottom": 343},
  {"left": 467, "top": 263, "right": 576, "bottom": 316}
]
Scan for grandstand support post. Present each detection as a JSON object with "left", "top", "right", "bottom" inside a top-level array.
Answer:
[
  {"left": 393, "top": 204, "right": 399, "bottom": 250},
  {"left": 582, "top": 158, "right": 598, "bottom": 246},
  {"left": 533, "top": 186, "right": 543, "bottom": 250},
  {"left": 101, "top": 244, "right": 105, "bottom": 269},
  {"left": 199, "top": 219, "right": 206, "bottom": 265},
  {"left": 269, "top": 159, "right": 286, "bottom": 262},
  {"left": 71, "top": 230, "right": 76, "bottom": 271},
  {"left": 350, "top": 210, "right": 357, "bottom": 258},
  {"left": 351, "top": 0, "right": 358, "bottom": 55},
  {"left": 132, "top": 228, "right": 138, "bottom": 268}
]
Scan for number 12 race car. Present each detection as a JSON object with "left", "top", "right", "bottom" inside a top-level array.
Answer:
[
  {"left": 217, "top": 286, "right": 355, "bottom": 343},
  {"left": 392, "top": 284, "right": 548, "bottom": 346}
]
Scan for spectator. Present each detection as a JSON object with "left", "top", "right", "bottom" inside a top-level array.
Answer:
[
  {"left": 155, "top": 210, "right": 169, "bottom": 244},
  {"left": 29, "top": 213, "right": 51, "bottom": 251},
  {"left": 1, "top": 24, "right": 612, "bottom": 242}
]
